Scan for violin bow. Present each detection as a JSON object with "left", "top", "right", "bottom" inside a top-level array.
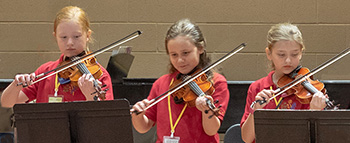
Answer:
[
  {"left": 133, "top": 43, "right": 247, "bottom": 114},
  {"left": 251, "top": 47, "right": 350, "bottom": 108},
  {"left": 21, "top": 30, "right": 142, "bottom": 86}
]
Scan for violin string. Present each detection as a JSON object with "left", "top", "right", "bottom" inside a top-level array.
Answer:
[
  {"left": 268, "top": 48, "right": 350, "bottom": 101},
  {"left": 189, "top": 81, "right": 204, "bottom": 97},
  {"left": 31, "top": 31, "right": 141, "bottom": 85},
  {"left": 74, "top": 57, "right": 101, "bottom": 90},
  {"left": 185, "top": 75, "right": 205, "bottom": 97},
  {"left": 142, "top": 43, "right": 246, "bottom": 112}
]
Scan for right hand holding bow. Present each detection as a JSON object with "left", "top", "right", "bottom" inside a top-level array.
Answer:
[
  {"left": 252, "top": 89, "right": 274, "bottom": 110},
  {"left": 15, "top": 73, "right": 36, "bottom": 87},
  {"left": 130, "top": 99, "right": 152, "bottom": 115}
]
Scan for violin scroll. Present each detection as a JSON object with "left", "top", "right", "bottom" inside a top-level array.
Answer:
[{"left": 205, "top": 99, "right": 222, "bottom": 119}]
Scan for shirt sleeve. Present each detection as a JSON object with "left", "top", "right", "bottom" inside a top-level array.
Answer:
[
  {"left": 240, "top": 83, "right": 257, "bottom": 127},
  {"left": 145, "top": 78, "right": 162, "bottom": 123},
  {"left": 98, "top": 66, "right": 114, "bottom": 100},
  {"left": 212, "top": 73, "right": 230, "bottom": 121},
  {"left": 22, "top": 63, "right": 49, "bottom": 102}
]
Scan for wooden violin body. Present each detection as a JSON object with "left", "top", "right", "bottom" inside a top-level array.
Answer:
[
  {"left": 58, "top": 52, "right": 107, "bottom": 100},
  {"left": 58, "top": 56, "right": 103, "bottom": 87},
  {"left": 170, "top": 72, "right": 215, "bottom": 107},
  {"left": 277, "top": 66, "right": 329, "bottom": 105},
  {"left": 169, "top": 70, "right": 221, "bottom": 117}
]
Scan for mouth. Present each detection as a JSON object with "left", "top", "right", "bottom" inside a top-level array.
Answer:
[{"left": 179, "top": 65, "right": 188, "bottom": 69}]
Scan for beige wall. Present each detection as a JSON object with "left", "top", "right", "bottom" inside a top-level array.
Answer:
[{"left": 1, "top": 0, "right": 350, "bottom": 81}]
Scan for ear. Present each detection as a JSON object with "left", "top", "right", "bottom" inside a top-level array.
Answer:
[
  {"left": 86, "top": 30, "right": 92, "bottom": 41},
  {"left": 198, "top": 46, "right": 205, "bottom": 54},
  {"left": 265, "top": 47, "right": 272, "bottom": 60},
  {"left": 52, "top": 32, "right": 57, "bottom": 42}
]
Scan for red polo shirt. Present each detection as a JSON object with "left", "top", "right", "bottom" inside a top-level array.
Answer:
[
  {"left": 240, "top": 71, "right": 310, "bottom": 142},
  {"left": 22, "top": 54, "right": 114, "bottom": 102},
  {"left": 146, "top": 72, "right": 230, "bottom": 143}
]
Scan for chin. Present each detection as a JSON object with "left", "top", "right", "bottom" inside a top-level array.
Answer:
[
  {"left": 178, "top": 70, "right": 189, "bottom": 75},
  {"left": 283, "top": 69, "right": 294, "bottom": 75}
]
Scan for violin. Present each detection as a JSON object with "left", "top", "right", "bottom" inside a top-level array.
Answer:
[
  {"left": 58, "top": 51, "right": 107, "bottom": 100},
  {"left": 170, "top": 69, "right": 221, "bottom": 118},
  {"left": 277, "top": 66, "right": 329, "bottom": 105},
  {"left": 251, "top": 47, "right": 350, "bottom": 109}
]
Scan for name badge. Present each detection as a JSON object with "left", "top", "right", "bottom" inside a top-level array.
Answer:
[
  {"left": 48, "top": 94, "right": 63, "bottom": 103},
  {"left": 163, "top": 136, "right": 180, "bottom": 143}
]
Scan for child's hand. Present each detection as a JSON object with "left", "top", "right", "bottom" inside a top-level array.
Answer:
[
  {"left": 309, "top": 91, "right": 327, "bottom": 110},
  {"left": 253, "top": 89, "right": 274, "bottom": 110},
  {"left": 15, "top": 73, "right": 36, "bottom": 87}
]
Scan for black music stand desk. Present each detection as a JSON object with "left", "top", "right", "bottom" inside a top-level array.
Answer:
[
  {"left": 13, "top": 99, "right": 133, "bottom": 143},
  {"left": 254, "top": 109, "right": 350, "bottom": 143}
]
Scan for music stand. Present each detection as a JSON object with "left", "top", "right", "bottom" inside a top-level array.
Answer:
[
  {"left": 106, "top": 46, "right": 134, "bottom": 84},
  {"left": 13, "top": 99, "right": 133, "bottom": 143},
  {"left": 254, "top": 109, "right": 350, "bottom": 143}
]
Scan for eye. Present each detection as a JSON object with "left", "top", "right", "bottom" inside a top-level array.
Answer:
[
  {"left": 277, "top": 53, "right": 285, "bottom": 57},
  {"left": 61, "top": 36, "right": 67, "bottom": 39},
  {"left": 75, "top": 35, "right": 81, "bottom": 39},
  {"left": 292, "top": 53, "right": 299, "bottom": 57},
  {"left": 183, "top": 51, "right": 189, "bottom": 55},
  {"left": 170, "top": 53, "right": 177, "bottom": 57}
]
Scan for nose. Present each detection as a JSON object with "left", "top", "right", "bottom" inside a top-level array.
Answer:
[
  {"left": 285, "top": 56, "right": 291, "bottom": 63},
  {"left": 67, "top": 38, "right": 74, "bottom": 47},
  {"left": 177, "top": 56, "right": 184, "bottom": 63}
]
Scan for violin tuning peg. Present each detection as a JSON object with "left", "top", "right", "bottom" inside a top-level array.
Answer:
[
  {"left": 218, "top": 105, "right": 222, "bottom": 108},
  {"left": 204, "top": 110, "right": 209, "bottom": 114},
  {"left": 214, "top": 99, "right": 219, "bottom": 104}
]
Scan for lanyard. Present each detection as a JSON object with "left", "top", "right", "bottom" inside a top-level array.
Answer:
[
  {"left": 54, "top": 73, "right": 60, "bottom": 97},
  {"left": 271, "top": 86, "right": 282, "bottom": 109},
  {"left": 168, "top": 78, "right": 187, "bottom": 138}
]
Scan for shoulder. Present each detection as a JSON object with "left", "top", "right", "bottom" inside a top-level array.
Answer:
[
  {"left": 213, "top": 73, "right": 227, "bottom": 82},
  {"left": 212, "top": 73, "right": 228, "bottom": 88},
  {"left": 35, "top": 60, "right": 59, "bottom": 73},
  {"left": 249, "top": 71, "right": 274, "bottom": 91},
  {"left": 99, "top": 64, "right": 111, "bottom": 76},
  {"left": 154, "top": 73, "right": 175, "bottom": 85},
  {"left": 35, "top": 55, "right": 63, "bottom": 73}
]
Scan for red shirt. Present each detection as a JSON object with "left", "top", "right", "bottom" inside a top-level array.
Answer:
[
  {"left": 145, "top": 72, "right": 230, "bottom": 143},
  {"left": 22, "top": 54, "right": 114, "bottom": 102},
  {"left": 240, "top": 71, "right": 310, "bottom": 142}
]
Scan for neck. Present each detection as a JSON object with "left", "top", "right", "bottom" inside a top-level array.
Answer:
[
  {"left": 272, "top": 71, "right": 284, "bottom": 86},
  {"left": 63, "top": 51, "right": 86, "bottom": 61}
]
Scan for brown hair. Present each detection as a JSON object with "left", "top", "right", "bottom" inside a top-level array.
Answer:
[{"left": 165, "top": 19, "right": 211, "bottom": 74}]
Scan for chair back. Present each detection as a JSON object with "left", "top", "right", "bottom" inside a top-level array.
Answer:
[{"left": 224, "top": 123, "right": 244, "bottom": 143}]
